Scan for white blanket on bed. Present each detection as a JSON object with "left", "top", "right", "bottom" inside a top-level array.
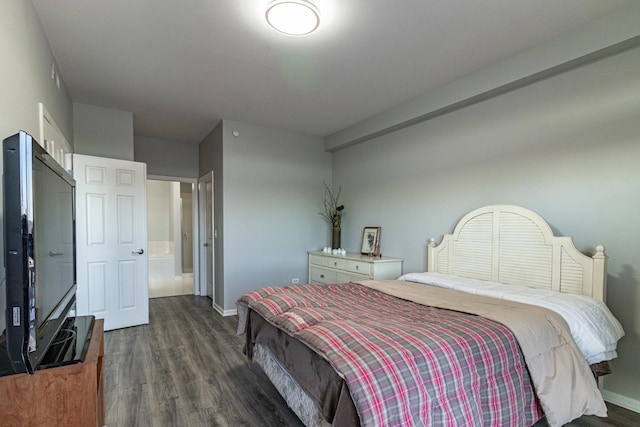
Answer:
[{"left": 399, "top": 272, "right": 624, "bottom": 364}]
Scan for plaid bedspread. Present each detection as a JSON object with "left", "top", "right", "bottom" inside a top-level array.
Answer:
[{"left": 238, "top": 283, "right": 541, "bottom": 426}]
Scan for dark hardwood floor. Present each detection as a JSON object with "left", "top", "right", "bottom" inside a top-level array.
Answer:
[{"left": 105, "top": 295, "right": 639, "bottom": 427}]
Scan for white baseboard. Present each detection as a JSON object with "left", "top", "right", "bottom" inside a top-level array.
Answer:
[
  {"left": 223, "top": 308, "right": 238, "bottom": 316},
  {"left": 214, "top": 303, "right": 237, "bottom": 317},
  {"left": 603, "top": 389, "right": 640, "bottom": 413}
]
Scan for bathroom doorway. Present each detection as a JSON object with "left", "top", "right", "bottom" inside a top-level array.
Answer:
[{"left": 146, "top": 178, "right": 196, "bottom": 298}]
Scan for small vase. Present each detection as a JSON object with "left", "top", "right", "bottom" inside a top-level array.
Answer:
[{"left": 331, "top": 227, "right": 341, "bottom": 249}]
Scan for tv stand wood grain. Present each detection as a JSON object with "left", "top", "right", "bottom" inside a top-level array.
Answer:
[{"left": 0, "top": 318, "right": 105, "bottom": 426}]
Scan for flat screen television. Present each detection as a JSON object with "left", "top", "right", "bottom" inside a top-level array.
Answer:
[{"left": 1, "top": 130, "right": 77, "bottom": 375}]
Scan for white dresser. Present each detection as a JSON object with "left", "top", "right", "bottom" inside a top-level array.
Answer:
[{"left": 308, "top": 251, "right": 403, "bottom": 285}]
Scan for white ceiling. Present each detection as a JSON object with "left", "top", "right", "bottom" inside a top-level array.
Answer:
[{"left": 31, "top": 0, "right": 631, "bottom": 144}]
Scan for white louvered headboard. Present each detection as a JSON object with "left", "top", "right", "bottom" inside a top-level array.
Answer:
[{"left": 427, "top": 205, "right": 607, "bottom": 302}]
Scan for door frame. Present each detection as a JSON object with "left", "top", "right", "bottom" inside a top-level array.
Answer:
[
  {"left": 198, "top": 171, "right": 215, "bottom": 301},
  {"left": 147, "top": 175, "right": 201, "bottom": 296}
]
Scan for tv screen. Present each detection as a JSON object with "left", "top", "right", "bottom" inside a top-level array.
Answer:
[
  {"left": 1, "top": 131, "right": 76, "bottom": 375},
  {"left": 33, "top": 146, "right": 76, "bottom": 330}
]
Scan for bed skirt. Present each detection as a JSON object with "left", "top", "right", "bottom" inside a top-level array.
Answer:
[
  {"left": 246, "top": 309, "right": 360, "bottom": 427},
  {"left": 254, "top": 343, "right": 331, "bottom": 427}
]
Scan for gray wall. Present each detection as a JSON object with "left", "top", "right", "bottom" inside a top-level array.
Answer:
[
  {"left": 199, "top": 121, "right": 222, "bottom": 177},
  {"left": 0, "top": 1, "right": 73, "bottom": 143},
  {"left": 135, "top": 135, "right": 199, "bottom": 178},
  {"left": 332, "top": 47, "right": 640, "bottom": 407},
  {"left": 73, "top": 103, "right": 134, "bottom": 160},
  {"left": 0, "top": 0, "right": 74, "bottom": 334},
  {"left": 199, "top": 120, "right": 331, "bottom": 312}
]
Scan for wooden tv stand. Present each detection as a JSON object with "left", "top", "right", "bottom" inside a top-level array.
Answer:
[{"left": 0, "top": 318, "right": 105, "bottom": 426}]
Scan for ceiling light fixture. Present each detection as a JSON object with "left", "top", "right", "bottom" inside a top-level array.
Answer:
[{"left": 265, "top": 0, "right": 320, "bottom": 36}]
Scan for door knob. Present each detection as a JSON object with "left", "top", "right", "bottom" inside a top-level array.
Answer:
[{"left": 132, "top": 249, "right": 144, "bottom": 255}]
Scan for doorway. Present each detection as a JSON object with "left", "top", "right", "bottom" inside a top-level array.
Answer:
[
  {"left": 198, "top": 171, "right": 215, "bottom": 304},
  {"left": 147, "top": 178, "right": 198, "bottom": 298}
]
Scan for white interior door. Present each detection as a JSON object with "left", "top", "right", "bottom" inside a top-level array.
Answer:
[
  {"left": 73, "top": 154, "right": 149, "bottom": 331},
  {"left": 199, "top": 172, "right": 214, "bottom": 301}
]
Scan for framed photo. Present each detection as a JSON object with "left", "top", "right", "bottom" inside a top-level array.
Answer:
[{"left": 360, "top": 226, "right": 381, "bottom": 255}]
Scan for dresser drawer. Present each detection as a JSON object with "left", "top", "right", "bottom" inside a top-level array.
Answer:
[
  {"left": 309, "top": 266, "right": 337, "bottom": 284},
  {"left": 347, "top": 260, "right": 372, "bottom": 276},
  {"left": 309, "top": 254, "right": 327, "bottom": 267},
  {"left": 326, "top": 257, "right": 348, "bottom": 270}
]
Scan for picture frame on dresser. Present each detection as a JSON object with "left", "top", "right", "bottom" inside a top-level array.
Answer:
[{"left": 361, "top": 226, "right": 381, "bottom": 255}]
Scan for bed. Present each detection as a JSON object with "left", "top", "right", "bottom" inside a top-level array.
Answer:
[{"left": 236, "top": 205, "right": 624, "bottom": 427}]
